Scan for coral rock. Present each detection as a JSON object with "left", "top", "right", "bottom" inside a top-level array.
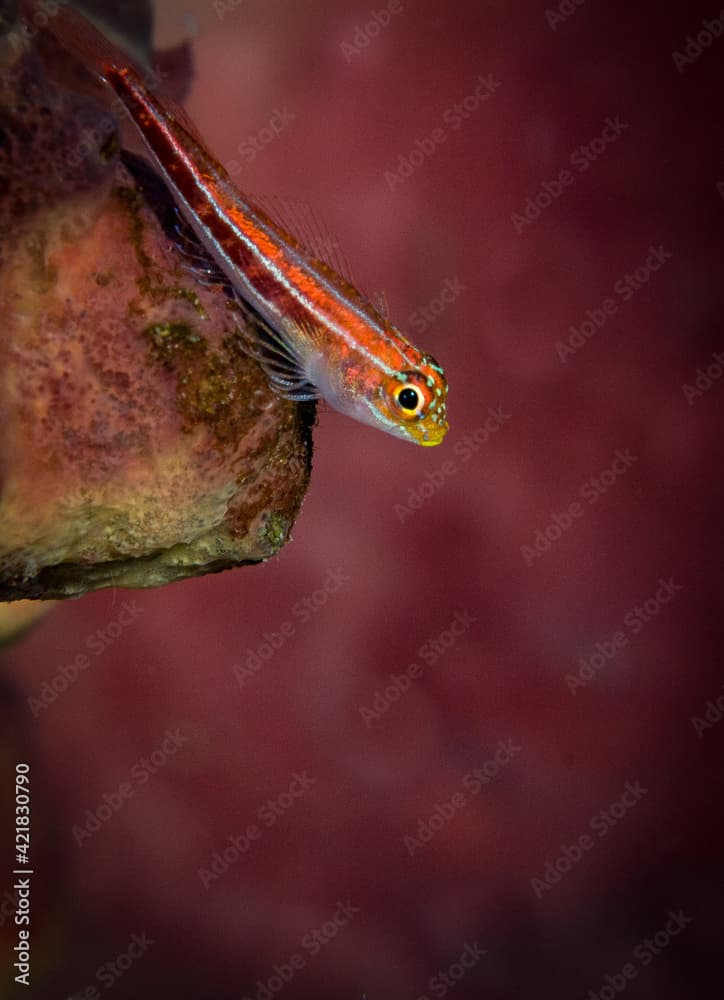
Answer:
[{"left": 0, "top": 38, "right": 314, "bottom": 600}]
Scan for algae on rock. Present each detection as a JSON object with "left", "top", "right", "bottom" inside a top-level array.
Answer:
[{"left": 0, "top": 14, "right": 314, "bottom": 601}]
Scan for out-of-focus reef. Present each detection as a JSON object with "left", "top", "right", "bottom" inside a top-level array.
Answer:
[
  {"left": 0, "top": 598, "right": 53, "bottom": 644},
  {"left": 0, "top": 8, "right": 314, "bottom": 601}
]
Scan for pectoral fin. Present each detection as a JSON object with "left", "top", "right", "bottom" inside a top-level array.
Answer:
[{"left": 231, "top": 297, "right": 320, "bottom": 402}]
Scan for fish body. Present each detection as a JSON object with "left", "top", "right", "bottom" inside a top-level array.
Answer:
[{"left": 33, "top": 6, "right": 449, "bottom": 445}]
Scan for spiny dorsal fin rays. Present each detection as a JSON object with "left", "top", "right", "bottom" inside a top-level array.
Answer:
[
  {"left": 148, "top": 85, "right": 211, "bottom": 149},
  {"left": 248, "top": 194, "right": 357, "bottom": 286},
  {"left": 244, "top": 194, "right": 396, "bottom": 325},
  {"left": 372, "top": 289, "right": 390, "bottom": 320}
]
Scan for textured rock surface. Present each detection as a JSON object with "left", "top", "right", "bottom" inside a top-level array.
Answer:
[{"left": 0, "top": 26, "right": 314, "bottom": 600}]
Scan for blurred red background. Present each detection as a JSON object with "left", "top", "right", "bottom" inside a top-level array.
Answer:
[{"left": 2, "top": 1, "right": 723, "bottom": 997}]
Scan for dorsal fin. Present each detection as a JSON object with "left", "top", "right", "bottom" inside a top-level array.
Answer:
[
  {"left": 142, "top": 70, "right": 209, "bottom": 148},
  {"left": 248, "top": 193, "right": 395, "bottom": 327},
  {"left": 249, "top": 194, "right": 356, "bottom": 286},
  {"left": 372, "top": 289, "right": 390, "bottom": 320}
]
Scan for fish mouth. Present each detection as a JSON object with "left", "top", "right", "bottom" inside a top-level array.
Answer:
[
  {"left": 415, "top": 420, "right": 449, "bottom": 447},
  {"left": 419, "top": 433, "right": 446, "bottom": 447}
]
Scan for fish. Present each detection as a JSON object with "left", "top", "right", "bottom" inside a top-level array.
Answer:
[{"left": 28, "top": 1, "right": 449, "bottom": 446}]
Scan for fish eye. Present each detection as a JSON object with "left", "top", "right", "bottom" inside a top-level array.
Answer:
[
  {"left": 398, "top": 387, "right": 420, "bottom": 410},
  {"left": 394, "top": 383, "right": 424, "bottom": 415}
]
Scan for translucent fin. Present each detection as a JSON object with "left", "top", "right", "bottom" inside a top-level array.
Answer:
[
  {"left": 230, "top": 294, "right": 320, "bottom": 402},
  {"left": 372, "top": 289, "right": 390, "bottom": 319},
  {"left": 172, "top": 221, "right": 204, "bottom": 259},
  {"left": 161, "top": 200, "right": 230, "bottom": 287},
  {"left": 172, "top": 221, "right": 224, "bottom": 273},
  {"left": 176, "top": 263, "right": 223, "bottom": 288},
  {"left": 248, "top": 193, "right": 393, "bottom": 325},
  {"left": 147, "top": 78, "right": 208, "bottom": 147},
  {"left": 251, "top": 194, "right": 356, "bottom": 286}
]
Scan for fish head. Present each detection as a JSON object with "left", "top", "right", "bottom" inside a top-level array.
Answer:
[
  {"left": 329, "top": 351, "right": 449, "bottom": 446},
  {"left": 383, "top": 357, "right": 449, "bottom": 446}
]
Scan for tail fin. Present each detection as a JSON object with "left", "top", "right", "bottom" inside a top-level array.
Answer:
[
  {"left": 22, "top": 1, "right": 207, "bottom": 146},
  {"left": 21, "top": 0, "right": 145, "bottom": 82}
]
